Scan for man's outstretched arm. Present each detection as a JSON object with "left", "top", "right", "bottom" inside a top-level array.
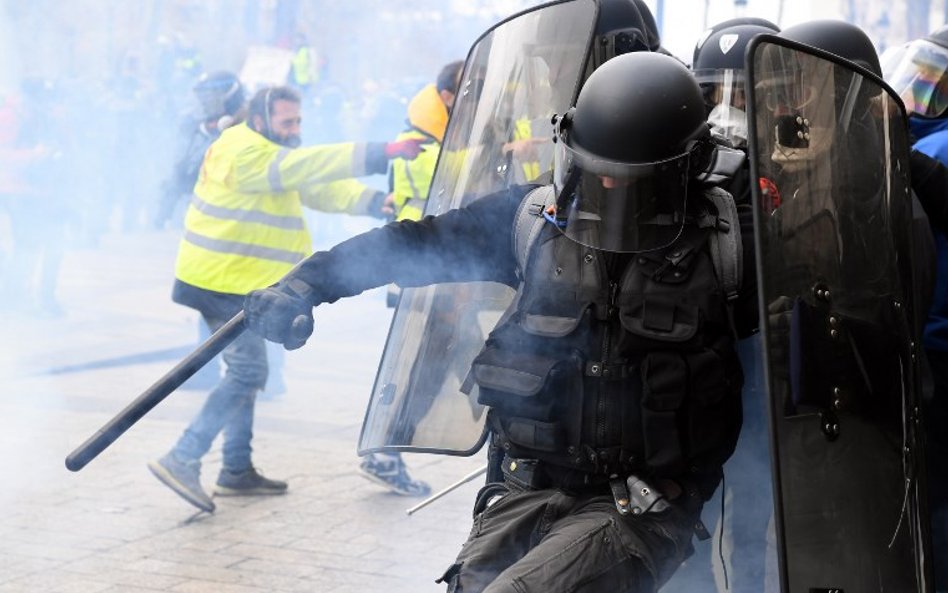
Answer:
[{"left": 244, "top": 186, "right": 532, "bottom": 348}]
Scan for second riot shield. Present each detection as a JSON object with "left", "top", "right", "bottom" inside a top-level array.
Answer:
[
  {"left": 746, "top": 36, "right": 931, "bottom": 591},
  {"left": 358, "top": 0, "right": 598, "bottom": 455}
]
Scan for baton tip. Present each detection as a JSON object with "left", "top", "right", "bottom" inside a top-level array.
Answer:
[{"left": 65, "top": 455, "right": 85, "bottom": 472}]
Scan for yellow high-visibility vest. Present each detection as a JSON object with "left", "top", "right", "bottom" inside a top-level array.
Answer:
[
  {"left": 391, "top": 129, "right": 440, "bottom": 221},
  {"left": 292, "top": 47, "right": 318, "bottom": 87},
  {"left": 390, "top": 84, "right": 449, "bottom": 221},
  {"left": 175, "top": 123, "right": 376, "bottom": 294}
]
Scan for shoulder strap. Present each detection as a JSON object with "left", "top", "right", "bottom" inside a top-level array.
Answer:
[
  {"left": 461, "top": 186, "right": 554, "bottom": 396},
  {"left": 513, "top": 185, "right": 557, "bottom": 277},
  {"left": 704, "top": 186, "right": 743, "bottom": 301}
]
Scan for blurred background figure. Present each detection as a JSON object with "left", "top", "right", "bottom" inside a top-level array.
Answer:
[
  {"left": 0, "top": 80, "right": 74, "bottom": 318},
  {"left": 102, "top": 51, "right": 161, "bottom": 234},
  {"left": 156, "top": 70, "right": 247, "bottom": 391},
  {"left": 288, "top": 31, "right": 323, "bottom": 101},
  {"left": 155, "top": 71, "right": 247, "bottom": 231}
]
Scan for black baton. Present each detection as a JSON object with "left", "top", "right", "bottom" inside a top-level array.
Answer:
[{"left": 65, "top": 312, "right": 248, "bottom": 472}]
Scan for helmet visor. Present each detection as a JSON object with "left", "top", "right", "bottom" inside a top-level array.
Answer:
[
  {"left": 553, "top": 141, "right": 688, "bottom": 253},
  {"left": 695, "top": 68, "right": 749, "bottom": 147},
  {"left": 883, "top": 39, "right": 948, "bottom": 117}
]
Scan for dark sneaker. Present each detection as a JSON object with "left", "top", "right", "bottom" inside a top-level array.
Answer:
[
  {"left": 215, "top": 467, "right": 288, "bottom": 496},
  {"left": 358, "top": 454, "right": 432, "bottom": 497},
  {"left": 148, "top": 453, "right": 215, "bottom": 513}
]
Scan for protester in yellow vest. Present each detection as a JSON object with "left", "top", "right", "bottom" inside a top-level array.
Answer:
[
  {"left": 388, "top": 60, "right": 464, "bottom": 222},
  {"left": 148, "top": 85, "right": 424, "bottom": 513},
  {"left": 289, "top": 32, "right": 321, "bottom": 96}
]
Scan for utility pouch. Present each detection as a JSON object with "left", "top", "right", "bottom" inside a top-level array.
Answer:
[
  {"left": 626, "top": 475, "right": 671, "bottom": 515},
  {"left": 501, "top": 456, "right": 548, "bottom": 490},
  {"left": 473, "top": 347, "right": 581, "bottom": 424}
]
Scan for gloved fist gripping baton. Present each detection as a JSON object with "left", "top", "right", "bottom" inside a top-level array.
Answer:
[{"left": 244, "top": 277, "right": 317, "bottom": 350}]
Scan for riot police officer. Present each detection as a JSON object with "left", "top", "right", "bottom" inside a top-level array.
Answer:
[
  {"left": 665, "top": 18, "right": 780, "bottom": 593},
  {"left": 244, "top": 51, "right": 755, "bottom": 592},
  {"left": 881, "top": 22, "right": 948, "bottom": 593}
]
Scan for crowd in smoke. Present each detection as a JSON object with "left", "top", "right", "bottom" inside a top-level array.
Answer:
[{"left": 0, "top": 0, "right": 531, "bottom": 317}]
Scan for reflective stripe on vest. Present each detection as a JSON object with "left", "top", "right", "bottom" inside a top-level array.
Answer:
[
  {"left": 176, "top": 193, "right": 310, "bottom": 294},
  {"left": 191, "top": 193, "right": 304, "bottom": 230},
  {"left": 391, "top": 129, "right": 440, "bottom": 221},
  {"left": 268, "top": 148, "right": 292, "bottom": 193},
  {"left": 182, "top": 229, "right": 305, "bottom": 265}
]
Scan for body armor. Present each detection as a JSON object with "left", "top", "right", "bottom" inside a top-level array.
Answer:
[{"left": 471, "top": 186, "right": 744, "bottom": 497}]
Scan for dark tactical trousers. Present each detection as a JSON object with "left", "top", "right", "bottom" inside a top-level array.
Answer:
[{"left": 439, "top": 484, "right": 701, "bottom": 593}]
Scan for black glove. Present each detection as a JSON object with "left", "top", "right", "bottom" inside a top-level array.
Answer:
[{"left": 244, "top": 278, "right": 316, "bottom": 350}]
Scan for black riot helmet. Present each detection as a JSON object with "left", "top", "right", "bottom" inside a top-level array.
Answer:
[
  {"left": 692, "top": 19, "right": 780, "bottom": 147},
  {"left": 883, "top": 24, "right": 948, "bottom": 118},
  {"left": 632, "top": 0, "right": 661, "bottom": 52},
  {"left": 778, "top": 20, "right": 882, "bottom": 77},
  {"left": 552, "top": 52, "right": 711, "bottom": 253},
  {"left": 692, "top": 17, "right": 780, "bottom": 67},
  {"left": 588, "top": 0, "right": 657, "bottom": 72},
  {"left": 193, "top": 71, "right": 245, "bottom": 121}
]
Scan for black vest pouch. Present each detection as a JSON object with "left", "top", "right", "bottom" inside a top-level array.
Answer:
[
  {"left": 520, "top": 312, "right": 584, "bottom": 338},
  {"left": 617, "top": 248, "right": 703, "bottom": 346},
  {"left": 473, "top": 346, "right": 583, "bottom": 453},
  {"left": 519, "top": 289, "right": 591, "bottom": 338},
  {"left": 619, "top": 297, "right": 700, "bottom": 344},
  {"left": 640, "top": 351, "right": 688, "bottom": 475}
]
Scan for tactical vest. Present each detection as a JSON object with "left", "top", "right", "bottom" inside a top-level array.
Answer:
[{"left": 471, "top": 185, "right": 744, "bottom": 493}]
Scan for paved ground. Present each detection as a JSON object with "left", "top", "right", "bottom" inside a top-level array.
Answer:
[{"left": 0, "top": 225, "right": 485, "bottom": 593}]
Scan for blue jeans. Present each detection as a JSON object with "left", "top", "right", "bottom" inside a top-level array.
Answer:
[{"left": 172, "top": 313, "right": 268, "bottom": 472}]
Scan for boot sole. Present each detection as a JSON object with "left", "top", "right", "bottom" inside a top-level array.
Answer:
[{"left": 147, "top": 461, "right": 216, "bottom": 513}]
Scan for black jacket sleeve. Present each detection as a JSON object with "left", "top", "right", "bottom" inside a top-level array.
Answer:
[{"left": 290, "top": 185, "right": 532, "bottom": 304}]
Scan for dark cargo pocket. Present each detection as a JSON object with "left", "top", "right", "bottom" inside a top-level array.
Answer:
[
  {"left": 683, "top": 348, "right": 741, "bottom": 467},
  {"left": 686, "top": 348, "right": 728, "bottom": 405},
  {"left": 473, "top": 347, "right": 560, "bottom": 414},
  {"left": 640, "top": 351, "right": 688, "bottom": 473}
]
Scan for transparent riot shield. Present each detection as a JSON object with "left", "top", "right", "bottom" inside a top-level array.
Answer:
[
  {"left": 358, "top": 0, "right": 597, "bottom": 456},
  {"left": 746, "top": 37, "right": 931, "bottom": 591}
]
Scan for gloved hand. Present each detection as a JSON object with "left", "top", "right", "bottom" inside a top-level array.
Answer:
[
  {"left": 384, "top": 138, "right": 426, "bottom": 160},
  {"left": 244, "top": 278, "right": 316, "bottom": 350}
]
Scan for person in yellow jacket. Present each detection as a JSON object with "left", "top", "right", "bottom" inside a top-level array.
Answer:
[
  {"left": 148, "top": 85, "right": 424, "bottom": 513},
  {"left": 388, "top": 60, "right": 464, "bottom": 222}
]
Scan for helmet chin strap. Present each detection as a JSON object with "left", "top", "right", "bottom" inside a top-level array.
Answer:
[{"left": 552, "top": 166, "right": 582, "bottom": 226}]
